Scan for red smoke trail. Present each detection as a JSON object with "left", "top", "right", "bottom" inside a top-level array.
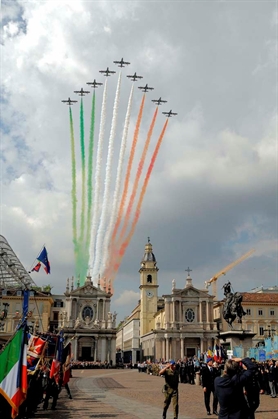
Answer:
[
  {"left": 118, "top": 107, "right": 158, "bottom": 243},
  {"left": 110, "top": 94, "right": 146, "bottom": 245},
  {"left": 110, "top": 118, "right": 169, "bottom": 280}
]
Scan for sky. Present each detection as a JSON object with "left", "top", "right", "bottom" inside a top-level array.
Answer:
[{"left": 1, "top": 0, "right": 277, "bottom": 323}]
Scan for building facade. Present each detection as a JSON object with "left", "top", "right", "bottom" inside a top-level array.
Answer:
[
  {"left": 214, "top": 291, "right": 278, "bottom": 347},
  {"left": 57, "top": 275, "right": 117, "bottom": 363},
  {"left": 117, "top": 240, "right": 217, "bottom": 362}
]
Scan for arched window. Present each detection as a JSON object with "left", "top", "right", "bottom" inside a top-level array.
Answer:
[
  {"left": 82, "top": 306, "right": 94, "bottom": 321},
  {"left": 147, "top": 274, "right": 152, "bottom": 283}
]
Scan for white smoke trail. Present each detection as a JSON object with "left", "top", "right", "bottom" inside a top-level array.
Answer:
[
  {"left": 92, "top": 72, "right": 122, "bottom": 279},
  {"left": 89, "top": 79, "right": 108, "bottom": 270},
  {"left": 101, "top": 84, "right": 134, "bottom": 273}
]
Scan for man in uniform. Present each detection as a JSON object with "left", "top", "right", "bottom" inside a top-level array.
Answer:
[{"left": 159, "top": 360, "right": 179, "bottom": 419}]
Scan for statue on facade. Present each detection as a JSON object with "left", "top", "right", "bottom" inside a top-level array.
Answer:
[{"left": 222, "top": 282, "right": 246, "bottom": 328}]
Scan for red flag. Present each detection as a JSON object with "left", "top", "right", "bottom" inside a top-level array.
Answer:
[{"left": 30, "top": 262, "right": 41, "bottom": 273}]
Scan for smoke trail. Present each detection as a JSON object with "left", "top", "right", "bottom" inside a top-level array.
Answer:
[
  {"left": 101, "top": 84, "right": 134, "bottom": 273},
  {"left": 118, "top": 107, "right": 158, "bottom": 243},
  {"left": 88, "top": 79, "right": 108, "bottom": 275},
  {"left": 79, "top": 97, "right": 86, "bottom": 247},
  {"left": 85, "top": 90, "right": 96, "bottom": 250},
  {"left": 111, "top": 94, "right": 146, "bottom": 245},
  {"left": 69, "top": 107, "right": 78, "bottom": 272},
  {"left": 111, "top": 119, "right": 169, "bottom": 279},
  {"left": 92, "top": 72, "right": 122, "bottom": 279}
]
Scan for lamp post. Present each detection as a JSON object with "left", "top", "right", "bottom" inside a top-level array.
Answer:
[{"left": 263, "top": 324, "right": 276, "bottom": 339}]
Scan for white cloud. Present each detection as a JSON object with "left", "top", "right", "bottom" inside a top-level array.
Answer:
[
  {"left": 1, "top": 1, "right": 276, "bottom": 322},
  {"left": 114, "top": 290, "right": 140, "bottom": 309}
]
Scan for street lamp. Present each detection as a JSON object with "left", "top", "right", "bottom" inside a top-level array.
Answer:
[{"left": 263, "top": 324, "right": 276, "bottom": 339}]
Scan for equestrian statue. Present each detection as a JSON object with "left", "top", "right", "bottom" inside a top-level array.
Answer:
[{"left": 222, "top": 281, "right": 246, "bottom": 328}]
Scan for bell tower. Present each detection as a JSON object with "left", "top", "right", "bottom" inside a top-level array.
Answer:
[{"left": 139, "top": 238, "right": 159, "bottom": 336}]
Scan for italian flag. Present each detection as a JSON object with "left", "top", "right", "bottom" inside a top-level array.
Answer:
[{"left": 0, "top": 327, "right": 28, "bottom": 418}]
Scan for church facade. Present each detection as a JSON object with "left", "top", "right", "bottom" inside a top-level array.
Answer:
[
  {"left": 117, "top": 240, "right": 217, "bottom": 362},
  {"left": 54, "top": 275, "right": 117, "bottom": 363}
]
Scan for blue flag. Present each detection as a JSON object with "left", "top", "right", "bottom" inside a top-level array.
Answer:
[{"left": 37, "top": 247, "right": 50, "bottom": 274}]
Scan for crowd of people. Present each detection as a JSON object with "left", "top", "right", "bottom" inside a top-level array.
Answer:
[
  {"left": 0, "top": 360, "right": 73, "bottom": 419},
  {"left": 139, "top": 356, "right": 278, "bottom": 418}
]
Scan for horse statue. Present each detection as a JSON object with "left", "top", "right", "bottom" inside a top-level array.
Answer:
[{"left": 223, "top": 291, "right": 246, "bottom": 328}]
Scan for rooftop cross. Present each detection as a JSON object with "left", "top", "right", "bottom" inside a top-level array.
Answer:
[
  {"left": 147, "top": 236, "right": 150, "bottom": 243},
  {"left": 185, "top": 267, "right": 192, "bottom": 275}
]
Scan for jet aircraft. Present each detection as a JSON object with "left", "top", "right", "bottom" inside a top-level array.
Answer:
[
  {"left": 61, "top": 97, "right": 78, "bottom": 105},
  {"left": 74, "top": 88, "right": 90, "bottom": 96},
  {"left": 86, "top": 79, "right": 103, "bottom": 88},
  {"left": 152, "top": 97, "right": 167, "bottom": 105},
  {"left": 113, "top": 58, "right": 130, "bottom": 67},
  {"left": 162, "top": 110, "right": 178, "bottom": 117},
  {"left": 126, "top": 72, "right": 143, "bottom": 81},
  {"left": 99, "top": 67, "right": 116, "bottom": 76},
  {"left": 138, "top": 84, "right": 154, "bottom": 92}
]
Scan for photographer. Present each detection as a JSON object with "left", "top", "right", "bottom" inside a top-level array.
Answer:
[
  {"left": 214, "top": 357, "right": 257, "bottom": 419},
  {"left": 159, "top": 360, "right": 179, "bottom": 419}
]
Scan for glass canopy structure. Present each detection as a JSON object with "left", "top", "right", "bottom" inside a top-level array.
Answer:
[{"left": 0, "top": 235, "right": 37, "bottom": 289}]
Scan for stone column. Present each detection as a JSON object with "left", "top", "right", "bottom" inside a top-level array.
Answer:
[
  {"left": 206, "top": 301, "right": 211, "bottom": 330},
  {"left": 107, "top": 338, "right": 111, "bottom": 363},
  {"left": 94, "top": 337, "right": 98, "bottom": 361},
  {"left": 161, "top": 338, "right": 165, "bottom": 361},
  {"left": 179, "top": 301, "right": 182, "bottom": 324},
  {"left": 180, "top": 338, "right": 184, "bottom": 359},
  {"left": 166, "top": 338, "right": 170, "bottom": 361},
  {"left": 172, "top": 300, "right": 175, "bottom": 324},
  {"left": 73, "top": 338, "right": 78, "bottom": 360},
  {"left": 206, "top": 301, "right": 210, "bottom": 323},
  {"left": 199, "top": 301, "right": 203, "bottom": 323},
  {"left": 101, "top": 337, "right": 106, "bottom": 362},
  {"left": 200, "top": 338, "right": 205, "bottom": 354},
  {"left": 165, "top": 299, "right": 170, "bottom": 329}
]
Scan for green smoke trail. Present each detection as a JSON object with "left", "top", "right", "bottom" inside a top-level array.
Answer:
[
  {"left": 85, "top": 91, "right": 96, "bottom": 251},
  {"left": 69, "top": 107, "right": 78, "bottom": 274},
  {"left": 76, "top": 97, "right": 86, "bottom": 280}
]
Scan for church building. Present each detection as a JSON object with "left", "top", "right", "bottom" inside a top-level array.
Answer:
[
  {"left": 117, "top": 240, "right": 217, "bottom": 362},
  {"left": 54, "top": 275, "right": 117, "bottom": 363}
]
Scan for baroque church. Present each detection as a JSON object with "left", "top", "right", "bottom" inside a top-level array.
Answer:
[
  {"left": 117, "top": 240, "right": 217, "bottom": 362},
  {"left": 53, "top": 275, "right": 117, "bottom": 363}
]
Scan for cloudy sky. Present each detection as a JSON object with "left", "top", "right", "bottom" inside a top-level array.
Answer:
[{"left": 1, "top": 0, "right": 277, "bottom": 322}]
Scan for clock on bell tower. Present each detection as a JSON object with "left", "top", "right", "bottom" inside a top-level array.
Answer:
[{"left": 139, "top": 238, "right": 158, "bottom": 336}]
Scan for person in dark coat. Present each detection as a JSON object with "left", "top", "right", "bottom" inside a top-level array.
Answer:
[
  {"left": 201, "top": 357, "right": 219, "bottom": 415},
  {"left": 214, "top": 357, "right": 257, "bottom": 419},
  {"left": 244, "top": 358, "right": 263, "bottom": 419}
]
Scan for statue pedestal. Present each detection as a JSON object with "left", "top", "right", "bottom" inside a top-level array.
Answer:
[{"left": 219, "top": 330, "right": 256, "bottom": 357}]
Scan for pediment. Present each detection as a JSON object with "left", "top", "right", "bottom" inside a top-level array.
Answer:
[
  {"left": 70, "top": 283, "right": 107, "bottom": 297},
  {"left": 177, "top": 286, "right": 209, "bottom": 298}
]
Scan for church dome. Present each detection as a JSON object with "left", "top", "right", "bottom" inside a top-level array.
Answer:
[{"left": 142, "top": 240, "right": 156, "bottom": 262}]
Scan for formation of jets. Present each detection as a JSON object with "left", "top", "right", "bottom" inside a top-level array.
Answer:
[
  {"left": 127, "top": 72, "right": 143, "bottom": 81},
  {"left": 162, "top": 110, "right": 178, "bottom": 117},
  {"left": 113, "top": 57, "right": 130, "bottom": 67},
  {"left": 86, "top": 79, "right": 103, "bottom": 88},
  {"left": 99, "top": 67, "right": 116, "bottom": 77},
  {"left": 62, "top": 58, "right": 178, "bottom": 117},
  {"left": 61, "top": 97, "right": 78, "bottom": 106},
  {"left": 74, "top": 88, "right": 90, "bottom": 96},
  {"left": 152, "top": 97, "right": 167, "bottom": 105},
  {"left": 138, "top": 84, "right": 154, "bottom": 92}
]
